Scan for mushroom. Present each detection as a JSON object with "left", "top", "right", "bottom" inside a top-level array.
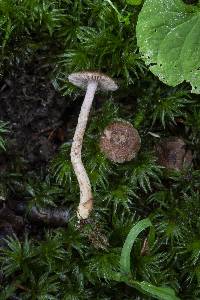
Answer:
[
  {"left": 155, "top": 137, "right": 192, "bottom": 171},
  {"left": 68, "top": 71, "right": 118, "bottom": 219},
  {"left": 99, "top": 121, "right": 141, "bottom": 163}
]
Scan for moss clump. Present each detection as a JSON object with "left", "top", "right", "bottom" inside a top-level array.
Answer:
[{"left": 0, "top": 1, "right": 200, "bottom": 299}]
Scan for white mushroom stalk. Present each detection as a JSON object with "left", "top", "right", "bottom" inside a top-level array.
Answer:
[
  {"left": 68, "top": 71, "right": 118, "bottom": 219},
  {"left": 70, "top": 81, "right": 97, "bottom": 219}
]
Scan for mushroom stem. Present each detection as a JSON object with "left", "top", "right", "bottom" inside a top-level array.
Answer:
[{"left": 70, "top": 80, "right": 98, "bottom": 219}]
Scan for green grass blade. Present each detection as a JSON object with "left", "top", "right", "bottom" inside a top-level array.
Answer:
[
  {"left": 120, "top": 218, "right": 152, "bottom": 274},
  {"left": 133, "top": 281, "right": 180, "bottom": 300}
]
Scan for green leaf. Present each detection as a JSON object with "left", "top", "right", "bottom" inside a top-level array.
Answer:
[
  {"left": 100, "top": 217, "right": 179, "bottom": 300},
  {"left": 120, "top": 218, "right": 152, "bottom": 274},
  {"left": 133, "top": 281, "right": 180, "bottom": 300},
  {"left": 110, "top": 274, "right": 180, "bottom": 299},
  {"left": 126, "top": 0, "right": 142, "bottom": 5},
  {"left": 136, "top": 0, "right": 200, "bottom": 93}
]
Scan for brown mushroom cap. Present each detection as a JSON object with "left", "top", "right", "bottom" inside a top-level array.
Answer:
[
  {"left": 68, "top": 71, "right": 118, "bottom": 91},
  {"left": 99, "top": 121, "right": 141, "bottom": 163},
  {"left": 155, "top": 137, "right": 192, "bottom": 171}
]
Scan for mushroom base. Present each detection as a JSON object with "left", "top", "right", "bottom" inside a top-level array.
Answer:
[{"left": 77, "top": 198, "right": 93, "bottom": 219}]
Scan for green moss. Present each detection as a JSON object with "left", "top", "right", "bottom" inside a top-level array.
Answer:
[{"left": 0, "top": 1, "right": 200, "bottom": 299}]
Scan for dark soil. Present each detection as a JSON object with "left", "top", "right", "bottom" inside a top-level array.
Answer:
[{"left": 0, "top": 58, "right": 90, "bottom": 174}]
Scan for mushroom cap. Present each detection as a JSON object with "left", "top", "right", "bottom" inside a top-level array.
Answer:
[
  {"left": 155, "top": 137, "right": 192, "bottom": 171},
  {"left": 68, "top": 71, "right": 118, "bottom": 91},
  {"left": 99, "top": 121, "right": 141, "bottom": 163}
]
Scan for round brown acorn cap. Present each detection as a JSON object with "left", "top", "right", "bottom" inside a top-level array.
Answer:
[
  {"left": 68, "top": 71, "right": 118, "bottom": 91},
  {"left": 155, "top": 137, "right": 192, "bottom": 171},
  {"left": 99, "top": 121, "right": 141, "bottom": 163}
]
